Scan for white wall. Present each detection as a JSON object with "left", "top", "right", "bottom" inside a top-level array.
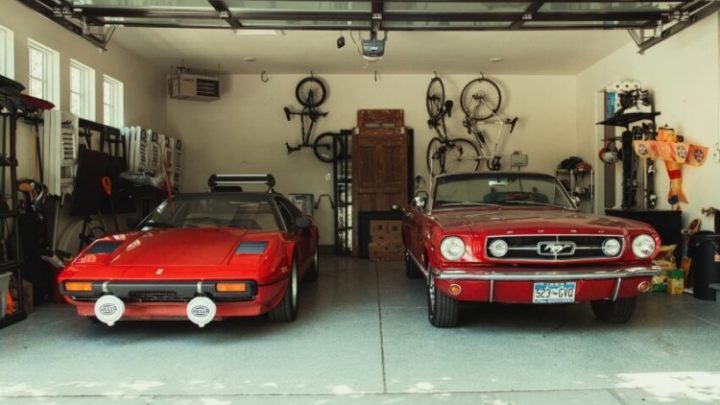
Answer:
[
  {"left": 576, "top": 14, "right": 720, "bottom": 229},
  {"left": 167, "top": 74, "right": 578, "bottom": 244},
  {"left": 0, "top": 1, "right": 168, "bottom": 178}
]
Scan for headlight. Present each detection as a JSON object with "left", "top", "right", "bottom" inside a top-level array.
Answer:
[
  {"left": 632, "top": 234, "right": 656, "bottom": 258},
  {"left": 602, "top": 238, "right": 622, "bottom": 257},
  {"left": 488, "top": 239, "right": 509, "bottom": 258},
  {"left": 440, "top": 236, "right": 465, "bottom": 261}
]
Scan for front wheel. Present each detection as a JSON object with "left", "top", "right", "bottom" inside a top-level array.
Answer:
[
  {"left": 426, "top": 137, "right": 445, "bottom": 176},
  {"left": 444, "top": 139, "right": 480, "bottom": 173},
  {"left": 268, "top": 260, "right": 299, "bottom": 322},
  {"left": 405, "top": 250, "right": 422, "bottom": 279},
  {"left": 304, "top": 249, "right": 319, "bottom": 282},
  {"left": 427, "top": 274, "right": 459, "bottom": 328},
  {"left": 591, "top": 297, "right": 637, "bottom": 323},
  {"left": 313, "top": 132, "right": 342, "bottom": 163}
]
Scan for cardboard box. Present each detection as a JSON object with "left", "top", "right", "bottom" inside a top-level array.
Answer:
[
  {"left": 368, "top": 241, "right": 404, "bottom": 262},
  {"left": 370, "top": 220, "right": 388, "bottom": 237}
]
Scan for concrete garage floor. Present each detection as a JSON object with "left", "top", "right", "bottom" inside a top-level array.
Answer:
[{"left": 2, "top": 255, "right": 720, "bottom": 405}]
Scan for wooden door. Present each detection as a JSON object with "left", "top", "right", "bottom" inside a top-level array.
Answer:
[{"left": 352, "top": 109, "right": 408, "bottom": 255}]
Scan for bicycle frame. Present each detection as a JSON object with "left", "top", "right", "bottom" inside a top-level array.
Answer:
[
  {"left": 463, "top": 97, "right": 518, "bottom": 170},
  {"left": 284, "top": 105, "right": 328, "bottom": 154}
]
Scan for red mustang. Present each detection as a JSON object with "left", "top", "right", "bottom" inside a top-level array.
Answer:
[
  {"left": 403, "top": 172, "right": 660, "bottom": 328},
  {"left": 59, "top": 175, "right": 318, "bottom": 327}
]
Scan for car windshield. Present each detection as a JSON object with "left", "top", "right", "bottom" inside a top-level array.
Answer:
[
  {"left": 141, "top": 194, "right": 280, "bottom": 230},
  {"left": 433, "top": 173, "right": 575, "bottom": 210}
]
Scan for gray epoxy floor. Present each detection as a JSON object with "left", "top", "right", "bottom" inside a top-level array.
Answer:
[{"left": 2, "top": 255, "right": 720, "bottom": 404}]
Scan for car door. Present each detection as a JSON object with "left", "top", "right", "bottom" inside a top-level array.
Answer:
[{"left": 275, "top": 198, "right": 311, "bottom": 270}]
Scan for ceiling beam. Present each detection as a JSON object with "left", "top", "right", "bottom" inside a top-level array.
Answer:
[
  {"left": 207, "top": 0, "right": 242, "bottom": 29},
  {"left": 17, "top": 0, "right": 109, "bottom": 49},
  {"left": 510, "top": 1, "right": 545, "bottom": 29}
]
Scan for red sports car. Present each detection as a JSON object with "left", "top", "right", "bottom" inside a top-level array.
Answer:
[
  {"left": 403, "top": 172, "right": 660, "bottom": 328},
  {"left": 59, "top": 175, "right": 318, "bottom": 327}
]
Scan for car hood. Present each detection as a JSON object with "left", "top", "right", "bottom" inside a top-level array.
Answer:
[
  {"left": 429, "top": 208, "right": 647, "bottom": 235},
  {"left": 105, "top": 228, "right": 261, "bottom": 266}
]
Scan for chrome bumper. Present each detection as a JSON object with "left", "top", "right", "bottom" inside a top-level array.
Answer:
[{"left": 432, "top": 265, "right": 661, "bottom": 281}]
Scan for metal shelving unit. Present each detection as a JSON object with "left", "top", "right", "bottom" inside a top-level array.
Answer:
[
  {"left": 0, "top": 76, "right": 27, "bottom": 329},
  {"left": 332, "top": 129, "right": 353, "bottom": 255}
]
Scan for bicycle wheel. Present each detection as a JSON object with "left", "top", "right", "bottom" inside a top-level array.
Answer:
[
  {"left": 313, "top": 132, "right": 342, "bottom": 163},
  {"left": 444, "top": 139, "right": 480, "bottom": 173},
  {"left": 426, "top": 77, "right": 445, "bottom": 121},
  {"left": 296, "top": 77, "right": 327, "bottom": 108},
  {"left": 460, "top": 78, "right": 502, "bottom": 121},
  {"left": 426, "top": 137, "right": 445, "bottom": 176}
]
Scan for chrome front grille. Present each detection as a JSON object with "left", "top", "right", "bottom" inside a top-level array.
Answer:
[{"left": 485, "top": 235, "right": 624, "bottom": 261}]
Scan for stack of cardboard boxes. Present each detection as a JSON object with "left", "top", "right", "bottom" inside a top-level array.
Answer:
[{"left": 368, "top": 220, "right": 404, "bottom": 261}]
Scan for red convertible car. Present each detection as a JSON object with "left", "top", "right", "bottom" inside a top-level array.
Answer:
[
  {"left": 59, "top": 175, "right": 318, "bottom": 327},
  {"left": 403, "top": 172, "right": 660, "bottom": 328}
]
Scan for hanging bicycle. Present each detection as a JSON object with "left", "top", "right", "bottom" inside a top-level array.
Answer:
[
  {"left": 425, "top": 75, "right": 480, "bottom": 176},
  {"left": 284, "top": 75, "right": 342, "bottom": 163},
  {"left": 460, "top": 75, "right": 518, "bottom": 171}
]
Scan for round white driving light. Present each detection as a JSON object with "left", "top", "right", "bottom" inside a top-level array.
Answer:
[
  {"left": 440, "top": 236, "right": 465, "bottom": 261},
  {"left": 602, "top": 238, "right": 622, "bottom": 257},
  {"left": 94, "top": 295, "right": 125, "bottom": 327},
  {"left": 632, "top": 234, "right": 656, "bottom": 259},
  {"left": 488, "top": 239, "right": 509, "bottom": 258}
]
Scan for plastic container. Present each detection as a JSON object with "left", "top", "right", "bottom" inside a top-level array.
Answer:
[
  {"left": 0, "top": 272, "right": 11, "bottom": 319},
  {"left": 667, "top": 269, "right": 684, "bottom": 295},
  {"left": 688, "top": 232, "right": 720, "bottom": 300}
]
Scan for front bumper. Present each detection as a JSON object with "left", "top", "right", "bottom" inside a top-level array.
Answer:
[
  {"left": 59, "top": 280, "right": 258, "bottom": 301},
  {"left": 431, "top": 265, "right": 660, "bottom": 304}
]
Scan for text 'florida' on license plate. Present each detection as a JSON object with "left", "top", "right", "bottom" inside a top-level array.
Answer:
[{"left": 532, "top": 282, "right": 576, "bottom": 304}]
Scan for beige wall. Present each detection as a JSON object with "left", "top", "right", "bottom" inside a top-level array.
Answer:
[
  {"left": 0, "top": 1, "right": 168, "bottom": 178},
  {"left": 576, "top": 14, "right": 720, "bottom": 228},
  {"left": 167, "top": 73, "right": 578, "bottom": 244}
]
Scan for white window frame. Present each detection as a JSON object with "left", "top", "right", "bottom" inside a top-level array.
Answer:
[
  {"left": 0, "top": 24, "right": 14, "bottom": 79},
  {"left": 103, "top": 74, "right": 124, "bottom": 128},
  {"left": 27, "top": 38, "right": 60, "bottom": 108},
  {"left": 70, "top": 59, "right": 96, "bottom": 120}
]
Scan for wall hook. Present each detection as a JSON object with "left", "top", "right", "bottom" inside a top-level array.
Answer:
[
  {"left": 260, "top": 71, "right": 269, "bottom": 83},
  {"left": 374, "top": 71, "right": 378, "bottom": 82},
  {"left": 310, "top": 71, "right": 314, "bottom": 78},
  {"left": 433, "top": 71, "right": 438, "bottom": 78},
  {"left": 479, "top": 71, "right": 485, "bottom": 79}
]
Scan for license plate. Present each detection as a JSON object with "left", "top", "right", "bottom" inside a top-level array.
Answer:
[{"left": 532, "top": 282, "right": 576, "bottom": 304}]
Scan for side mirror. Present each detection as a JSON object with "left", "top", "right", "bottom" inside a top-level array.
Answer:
[
  {"left": 412, "top": 196, "right": 427, "bottom": 211},
  {"left": 295, "top": 216, "right": 312, "bottom": 229}
]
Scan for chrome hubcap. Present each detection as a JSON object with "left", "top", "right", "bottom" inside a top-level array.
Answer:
[
  {"left": 429, "top": 275, "right": 436, "bottom": 310},
  {"left": 291, "top": 264, "right": 298, "bottom": 309}
]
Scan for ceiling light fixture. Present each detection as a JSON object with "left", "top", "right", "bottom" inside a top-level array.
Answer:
[
  {"left": 243, "top": 56, "right": 257, "bottom": 62},
  {"left": 235, "top": 29, "right": 282, "bottom": 36},
  {"left": 490, "top": 57, "right": 503, "bottom": 63}
]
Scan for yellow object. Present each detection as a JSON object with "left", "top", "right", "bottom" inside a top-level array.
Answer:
[
  {"left": 667, "top": 269, "right": 684, "bottom": 295},
  {"left": 216, "top": 282, "right": 247, "bottom": 293},
  {"left": 64, "top": 281, "right": 93, "bottom": 292}
]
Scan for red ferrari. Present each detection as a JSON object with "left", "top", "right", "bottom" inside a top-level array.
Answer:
[
  {"left": 59, "top": 175, "right": 319, "bottom": 327},
  {"left": 403, "top": 172, "right": 661, "bottom": 328}
]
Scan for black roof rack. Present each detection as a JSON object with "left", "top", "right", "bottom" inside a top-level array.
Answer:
[{"left": 208, "top": 174, "right": 276, "bottom": 193}]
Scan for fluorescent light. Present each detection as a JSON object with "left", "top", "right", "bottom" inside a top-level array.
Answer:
[{"left": 235, "top": 29, "right": 282, "bottom": 36}]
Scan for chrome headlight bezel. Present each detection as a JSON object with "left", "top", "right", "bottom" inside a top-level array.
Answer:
[
  {"left": 631, "top": 234, "right": 656, "bottom": 259},
  {"left": 439, "top": 236, "right": 466, "bottom": 261},
  {"left": 488, "top": 239, "right": 509, "bottom": 258},
  {"left": 601, "top": 238, "right": 622, "bottom": 257}
]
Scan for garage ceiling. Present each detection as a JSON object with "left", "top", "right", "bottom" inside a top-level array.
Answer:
[{"left": 19, "top": 1, "right": 719, "bottom": 74}]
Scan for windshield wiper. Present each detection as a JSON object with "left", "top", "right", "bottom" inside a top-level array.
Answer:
[
  {"left": 436, "top": 201, "right": 502, "bottom": 208},
  {"left": 503, "top": 200, "right": 571, "bottom": 209}
]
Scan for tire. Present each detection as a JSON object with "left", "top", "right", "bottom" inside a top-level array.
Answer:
[
  {"left": 443, "top": 139, "right": 480, "bottom": 173},
  {"left": 426, "top": 137, "right": 445, "bottom": 176},
  {"left": 427, "top": 273, "right": 459, "bottom": 328},
  {"left": 268, "top": 260, "right": 299, "bottom": 322},
  {"left": 313, "top": 132, "right": 342, "bottom": 163},
  {"left": 591, "top": 297, "right": 637, "bottom": 323},
  {"left": 296, "top": 77, "right": 327, "bottom": 108},
  {"left": 303, "top": 249, "right": 319, "bottom": 282},
  {"left": 426, "top": 77, "right": 446, "bottom": 122},
  {"left": 460, "top": 78, "right": 502, "bottom": 121},
  {"left": 405, "top": 250, "right": 422, "bottom": 279}
]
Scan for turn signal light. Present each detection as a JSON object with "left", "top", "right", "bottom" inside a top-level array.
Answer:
[
  {"left": 65, "top": 281, "right": 93, "bottom": 292},
  {"left": 637, "top": 281, "right": 651, "bottom": 293},
  {"left": 448, "top": 284, "right": 462, "bottom": 296},
  {"left": 216, "top": 282, "right": 247, "bottom": 293}
]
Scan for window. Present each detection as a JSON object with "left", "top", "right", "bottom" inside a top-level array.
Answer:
[
  {"left": 0, "top": 24, "right": 14, "bottom": 78},
  {"left": 70, "top": 59, "right": 95, "bottom": 120},
  {"left": 103, "top": 75, "right": 124, "bottom": 127},
  {"left": 27, "top": 39, "right": 60, "bottom": 107}
]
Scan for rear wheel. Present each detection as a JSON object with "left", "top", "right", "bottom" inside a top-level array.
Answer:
[
  {"left": 427, "top": 273, "right": 459, "bottom": 328},
  {"left": 426, "top": 77, "right": 446, "bottom": 122},
  {"left": 443, "top": 139, "right": 480, "bottom": 173},
  {"left": 268, "top": 260, "right": 299, "bottom": 322},
  {"left": 296, "top": 77, "right": 326, "bottom": 108},
  {"left": 405, "top": 250, "right": 422, "bottom": 279},
  {"left": 304, "top": 249, "right": 319, "bottom": 282},
  {"left": 460, "top": 78, "right": 502, "bottom": 121},
  {"left": 426, "top": 137, "right": 445, "bottom": 176},
  {"left": 591, "top": 297, "right": 637, "bottom": 323}
]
